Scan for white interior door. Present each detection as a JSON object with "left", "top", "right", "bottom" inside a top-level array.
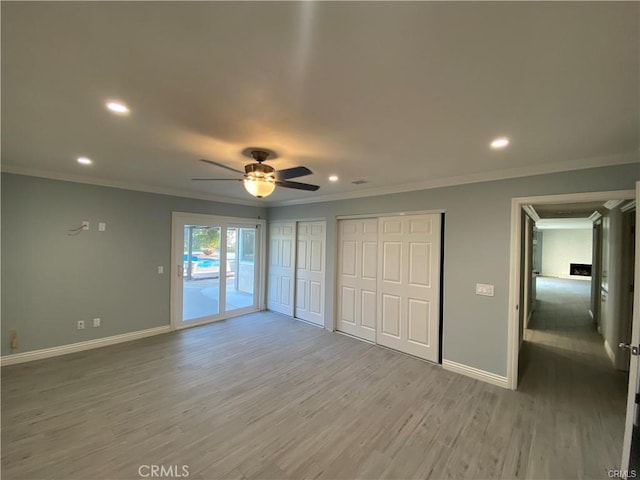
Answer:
[
  {"left": 377, "top": 214, "right": 442, "bottom": 362},
  {"left": 295, "top": 221, "right": 325, "bottom": 326},
  {"left": 337, "top": 218, "right": 377, "bottom": 342},
  {"left": 621, "top": 181, "right": 640, "bottom": 470},
  {"left": 267, "top": 222, "right": 295, "bottom": 316}
]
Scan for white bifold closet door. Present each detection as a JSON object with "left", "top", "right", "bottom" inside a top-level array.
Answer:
[
  {"left": 295, "top": 221, "right": 325, "bottom": 326},
  {"left": 267, "top": 222, "right": 296, "bottom": 316},
  {"left": 377, "top": 214, "right": 442, "bottom": 362},
  {"left": 336, "top": 219, "right": 378, "bottom": 342}
]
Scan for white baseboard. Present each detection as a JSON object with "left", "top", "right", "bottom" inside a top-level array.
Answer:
[
  {"left": 443, "top": 359, "right": 510, "bottom": 389},
  {"left": 604, "top": 339, "right": 616, "bottom": 366},
  {"left": 546, "top": 274, "right": 592, "bottom": 281},
  {"left": 1, "top": 326, "right": 172, "bottom": 367}
]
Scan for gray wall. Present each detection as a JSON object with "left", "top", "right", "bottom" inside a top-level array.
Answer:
[
  {"left": 2, "top": 164, "right": 638, "bottom": 374},
  {"left": 1, "top": 173, "right": 267, "bottom": 355},
  {"left": 268, "top": 163, "right": 639, "bottom": 377}
]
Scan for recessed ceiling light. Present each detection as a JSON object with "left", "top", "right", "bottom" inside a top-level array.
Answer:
[
  {"left": 77, "top": 156, "right": 93, "bottom": 165},
  {"left": 329, "top": 175, "right": 339, "bottom": 182},
  {"left": 106, "top": 100, "right": 130, "bottom": 115},
  {"left": 490, "top": 137, "right": 509, "bottom": 149}
]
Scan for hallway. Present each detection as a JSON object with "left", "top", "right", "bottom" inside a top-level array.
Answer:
[{"left": 520, "top": 276, "right": 628, "bottom": 477}]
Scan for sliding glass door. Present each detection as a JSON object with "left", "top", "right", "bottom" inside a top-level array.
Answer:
[
  {"left": 225, "top": 227, "right": 257, "bottom": 312},
  {"left": 182, "top": 225, "right": 221, "bottom": 321},
  {"left": 171, "top": 213, "right": 264, "bottom": 329}
]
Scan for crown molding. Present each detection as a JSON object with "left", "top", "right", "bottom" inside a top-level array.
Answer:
[
  {"left": 267, "top": 151, "right": 639, "bottom": 207},
  {"left": 0, "top": 165, "right": 263, "bottom": 207},
  {"left": 3, "top": 151, "right": 637, "bottom": 209},
  {"left": 603, "top": 199, "right": 626, "bottom": 210},
  {"left": 588, "top": 210, "right": 603, "bottom": 221},
  {"left": 621, "top": 200, "right": 637, "bottom": 213},
  {"left": 522, "top": 205, "right": 541, "bottom": 222}
]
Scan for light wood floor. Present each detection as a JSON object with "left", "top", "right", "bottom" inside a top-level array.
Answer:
[
  {"left": 1, "top": 299, "right": 627, "bottom": 479},
  {"left": 520, "top": 277, "right": 628, "bottom": 480}
]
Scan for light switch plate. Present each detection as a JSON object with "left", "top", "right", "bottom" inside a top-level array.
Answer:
[
  {"left": 476, "top": 283, "right": 495, "bottom": 297},
  {"left": 158, "top": 266, "right": 164, "bottom": 274}
]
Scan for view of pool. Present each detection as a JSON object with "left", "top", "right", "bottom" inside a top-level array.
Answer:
[
  {"left": 197, "top": 259, "right": 220, "bottom": 268},
  {"left": 183, "top": 254, "right": 220, "bottom": 269}
]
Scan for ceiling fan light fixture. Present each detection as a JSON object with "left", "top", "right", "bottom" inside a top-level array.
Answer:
[
  {"left": 196, "top": 148, "right": 318, "bottom": 197},
  {"left": 105, "top": 100, "right": 130, "bottom": 115},
  {"left": 490, "top": 137, "right": 509, "bottom": 149},
  {"left": 243, "top": 174, "right": 276, "bottom": 198}
]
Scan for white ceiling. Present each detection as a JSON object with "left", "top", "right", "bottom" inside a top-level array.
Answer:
[
  {"left": 2, "top": 2, "right": 639, "bottom": 206},
  {"left": 531, "top": 201, "right": 605, "bottom": 219},
  {"left": 530, "top": 199, "right": 634, "bottom": 229},
  {"left": 535, "top": 218, "right": 593, "bottom": 230}
]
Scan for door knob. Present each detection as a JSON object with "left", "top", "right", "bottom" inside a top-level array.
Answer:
[{"left": 619, "top": 343, "right": 639, "bottom": 355}]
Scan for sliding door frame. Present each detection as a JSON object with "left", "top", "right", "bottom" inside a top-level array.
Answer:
[
  {"left": 170, "top": 212, "right": 266, "bottom": 331},
  {"left": 331, "top": 209, "right": 446, "bottom": 358},
  {"left": 267, "top": 217, "right": 327, "bottom": 328}
]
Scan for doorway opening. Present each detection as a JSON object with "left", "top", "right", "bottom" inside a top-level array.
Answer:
[{"left": 508, "top": 190, "right": 636, "bottom": 475}]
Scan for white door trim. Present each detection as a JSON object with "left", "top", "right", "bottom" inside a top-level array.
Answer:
[
  {"left": 507, "top": 189, "right": 635, "bottom": 390},
  {"left": 621, "top": 181, "right": 640, "bottom": 469}
]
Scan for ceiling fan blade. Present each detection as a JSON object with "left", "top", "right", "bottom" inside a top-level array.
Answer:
[
  {"left": 192, "top": 178, "right": 243, "bottom": 181},
  {"left": 276, "top": 180, "right": 320, "bottom": 191},
  {"left": 275, "top": 166, "right": 313, "bottom": 180},
  {"left": 200, "top": 159, "right": 245, "bottom": 174}
]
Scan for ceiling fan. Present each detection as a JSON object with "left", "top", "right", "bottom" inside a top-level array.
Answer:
[{"left": 192, "top": 149, "right": 320, "bottom": 198}]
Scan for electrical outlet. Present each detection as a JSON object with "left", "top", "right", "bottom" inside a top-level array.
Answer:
[
  {"left": 9, "top": 330, "right": 17, "bottom": 350},
  {"left": 93, "top": 318, "right": 101, "bottom": 327},
  {"left": 98, "top": 222, "right": 106, "bottom": 232},
  {"left": 82, "top": 221, "right": 90, "bottom": 231},
  {"left": 158, "top": 266, "right": 164, "bottom": 274},
  {"left": 77, "top": 320, "right": 85, "bottom": 330}
]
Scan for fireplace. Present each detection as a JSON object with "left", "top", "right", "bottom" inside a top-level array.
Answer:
[{"left": 570, "top": 263, "right": 592, "bottom": 277}]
